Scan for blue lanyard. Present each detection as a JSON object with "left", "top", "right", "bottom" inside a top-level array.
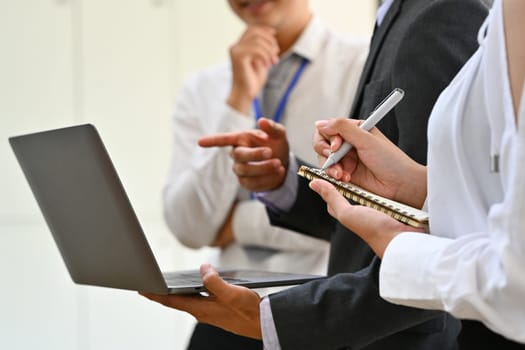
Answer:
[{"left": 253, "top": 57, "right": 309, "bottom": 123}]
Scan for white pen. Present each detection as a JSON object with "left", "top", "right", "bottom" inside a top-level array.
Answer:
[{"left": 321, "top": 88, "right": 405, "bottom": 170}]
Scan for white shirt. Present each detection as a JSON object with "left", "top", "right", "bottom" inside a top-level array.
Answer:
[
  {"left": 379, "top": 0, "right": 525, "bottom": 342},
  {"left": 256, "top": 0, "right": 394, "bottom": 212},
  {"left": 163, "top": 17, "right": 367, "bottom": 285}
]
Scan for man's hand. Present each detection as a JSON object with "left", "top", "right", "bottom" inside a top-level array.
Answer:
[
  {"left": 199, "top": 118, "right": 290, "bottom": 192},
  {"left": 227, "top": 25, "right": 280, "bottom": 115},
  {"left": 140, "top": 264, "right": 263, "bottom": 339}
]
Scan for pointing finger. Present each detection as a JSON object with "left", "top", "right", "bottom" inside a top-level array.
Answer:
[{"left": 199, "top": 130, "right": 269, "bottom": 148}]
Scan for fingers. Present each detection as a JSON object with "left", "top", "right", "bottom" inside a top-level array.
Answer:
[
  {"left": 140, "top": 264, "right": 262, "bottom": 339},
  {"left": 257, "top": 118, "right": 286, "bottom": 140},
  {"left": 236, "top": 44, "right": 276, "bottom": 68},
  {"left": 233, "top": 158, "right": 282, "bottom": 176},
  {"left": 308, "top": 179, "right": 390, "bottom": 238},
  {"left": 232, "top": 26, "right": 279, "bottom": 68},
  {"left": 238, "top": 26, "right": 279, "bottom": 65},
  {"left": 318, "top": 118, "right": 379, "bottom": 150},
  {"left": 313, "top": 120, "right": 353, "bottom": 180},
  {"left": 199, "top": 127, "right": 287, "bottom": 192},
  {"left": 239, "top": 172, "right": 286, "bottom": 192},
  {"left": 228, "top": 27, "right": 278, "bottom": 108},
  {"left": 235, "top": 161, "right": 286, "bottom": 192},
  {"left": 314, "top": 119, "right": 349, "bottom": 156},
  {"left": 200, "top": 264, "right": 240, "bottom": 301},
  {"left": 138, "top": 264, "right": 244, "bottom": 312},
  {"left": 200, "top": 264, "right": 232, "bottom": 299},
  {"left": 198, "top": 133, "right": 239, "bottom": 147},
  {"left": 139, "top": 291, "right": 200, "bottom": 313},
  {"left": 229, "top": 145, "right": 285, "bottom": 190},
  {"left": 325, "top": 164, "right": 349, "bottom": 182},
  {"left": 229, "top": 155, "right": 286, "bottom": 191},
  {"left": 315, "top": 118, "right": 370, "bottom": 149},
  {"left": 308, "top": 179, "right": 352, "bottom": 220},
  {"left": 199, "top": 264, "right": 263, "bottom": 339},
  {"left": 198, "top": 130, "right": 268, "bottom": 148},
  {"left": 313, "top": 125, "right": 331, "bottom": 165},
  {"left": 230, "top": 145, "right": 272, "bottom": 163}
]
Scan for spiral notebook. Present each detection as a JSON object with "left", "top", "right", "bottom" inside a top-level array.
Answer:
[{"left": 298, "top": 165, "right": 429, "bottom": 228}]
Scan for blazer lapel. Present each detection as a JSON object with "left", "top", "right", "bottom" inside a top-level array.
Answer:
[{"left": 348, "top": 0, "right": 403, "bottom": 118}]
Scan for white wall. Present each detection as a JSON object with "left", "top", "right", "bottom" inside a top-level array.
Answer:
[{"left": 0, "top": 1, "right": 375, "bottom": 349}]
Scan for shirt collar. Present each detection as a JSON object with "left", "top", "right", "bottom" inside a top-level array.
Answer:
[
  {"left": 377, "top": 0, "right": 395, "bottom": 27},
  {"left": 286, "top": 16, "right": 325, "bottom": 63}
]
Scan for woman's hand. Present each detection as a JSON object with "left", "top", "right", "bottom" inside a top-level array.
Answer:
[
  {"left": 309, "top": 178, "right": 425, "bottom": 258},
  {"left": 313, "top": 118, "right": 427, "bottom": 209}
]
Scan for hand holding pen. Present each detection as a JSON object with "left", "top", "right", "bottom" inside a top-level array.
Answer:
[
  {"left": 321, "top": 88, "right": 405, "bottom": 170},
  {"left": 312, "top": 88, "right": 427, "bottom": 207}
]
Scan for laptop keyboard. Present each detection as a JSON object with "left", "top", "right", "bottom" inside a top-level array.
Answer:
[{"left": 163, "top": 271, "right": 249, "bottom": 285}]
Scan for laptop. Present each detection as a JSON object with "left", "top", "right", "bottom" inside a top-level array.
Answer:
[{"left": 9, "top": 124, "right": 323, "bottom": 294}]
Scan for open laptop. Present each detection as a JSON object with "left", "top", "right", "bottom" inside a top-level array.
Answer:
[{"left": 9, "top": 124, "right": 323, "bottom": 294}]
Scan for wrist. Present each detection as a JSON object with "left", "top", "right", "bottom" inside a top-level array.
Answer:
[
  {"left": 210, "top": 203, "right": 236, "bottom": 247},
  {"left": 373, "top": 230, "right": 400, "bottom": 259},
  {"left": 227, "top": 89, "right": 253, "bottom": 115},
  {"left": 398, "top": 163, "right": 427, "bottom": 208}
]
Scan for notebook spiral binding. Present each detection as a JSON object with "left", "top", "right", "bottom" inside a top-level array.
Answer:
[{"left": 298, "top": 165, "right": 429, "bottom": 229}]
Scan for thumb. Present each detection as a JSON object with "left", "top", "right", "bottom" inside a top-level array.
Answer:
[
  {"left": 200, "top": 264, "right": 242, "bottom": 298},
  {"left": 308, "top": 179, "right": 351, "bottom": 220},
  {"left": 257, "top": 118, "right": 286, "bottom": 140}
]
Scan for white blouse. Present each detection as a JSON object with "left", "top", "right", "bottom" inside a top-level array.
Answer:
[{"left": 379, "top": 0, "right": 525, "bottom": 342}]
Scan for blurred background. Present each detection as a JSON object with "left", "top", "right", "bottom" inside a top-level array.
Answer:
[{"left": 0, "top": 1, "right": 375, "bottom": 349}]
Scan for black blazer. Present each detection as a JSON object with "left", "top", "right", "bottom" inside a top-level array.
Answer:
[{"left": 267, "top": 0, "right": 488, "bottom": 349}]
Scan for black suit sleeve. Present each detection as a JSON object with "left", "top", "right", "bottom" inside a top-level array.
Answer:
[
  {"left": 270, "top": 258, "right": 459, "bottom": 350},
  {"left": 267, "top": 1, "right": 488, "bottom": 349}
]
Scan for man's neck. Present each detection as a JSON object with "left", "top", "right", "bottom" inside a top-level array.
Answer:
[{"left": 275, "top": 13, "right": 312, "bottom": 54}]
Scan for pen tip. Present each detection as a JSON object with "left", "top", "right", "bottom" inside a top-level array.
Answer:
[{"left": 321, "top": 159, "right": 332, "bottom": 171}]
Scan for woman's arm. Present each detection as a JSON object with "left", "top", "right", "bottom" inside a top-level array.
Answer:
[{"left": 504, "top": 0, "right": 525, "bottom": 122}]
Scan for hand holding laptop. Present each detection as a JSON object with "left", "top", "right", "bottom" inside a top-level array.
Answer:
[{"left": 140, "top": 263, "right": 263, "bottom": 340}]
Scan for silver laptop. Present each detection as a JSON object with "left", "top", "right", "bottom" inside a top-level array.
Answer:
[{"left": 9, "top": 124, "right": 323, "bottom": 294}]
